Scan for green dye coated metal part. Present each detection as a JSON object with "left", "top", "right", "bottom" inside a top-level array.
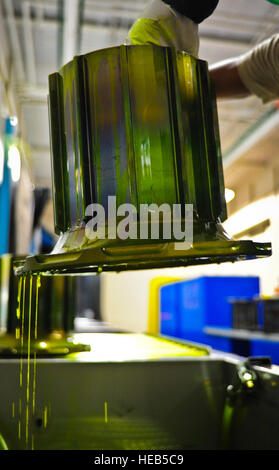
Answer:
[
  {"left": 0, "top": 255, "right": 90, "bottom": 356},
  {"left": 19, "top": 45, "right": 271, "bottom": 275},
  {"left": 49, "top": 45, "right": 227, "bottom": 228}
]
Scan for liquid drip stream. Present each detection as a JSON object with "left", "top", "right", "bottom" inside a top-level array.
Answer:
[{"left": 14, "top": 273, "right": 44, "bottom": 449}]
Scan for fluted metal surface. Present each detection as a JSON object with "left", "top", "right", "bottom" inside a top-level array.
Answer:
[
  {"left": 19, "top": 45, "right": 271, "bottom": 274},
  {"left": 49, "top": 45, "right": 226, "bottom": 233}
]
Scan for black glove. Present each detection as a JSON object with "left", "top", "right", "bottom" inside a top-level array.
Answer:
[{"left": 162, "top": 0, "right": 219, "bottom": 24}]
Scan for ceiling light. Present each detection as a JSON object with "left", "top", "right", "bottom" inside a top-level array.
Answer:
[
  {"left": 0, "top": 140, "right": 4, "bottom": 185},
  {"left": 10, "top": 116, "right": 18, "bottom": 127},
  {"left": 7, "top": 145, "right": 21, "bottom": 182},
  {"left": 225, "top": 188, "right": 235, "bottom": 204}
]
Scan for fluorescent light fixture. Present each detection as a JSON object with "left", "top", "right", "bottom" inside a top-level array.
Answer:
[
  {"left": 7, "top": 145, "right": 21, "bottom": 182},
  {"left": 0, "top": 139, "right": 4, "bottom": 184},
  {"left": 10, "top": 116, "right": 18, "bottom": 127},
  {"left": 225, "top": 188, "right": 235, "bottom": 203},
  {"left": 224, "top": 195, "right": 276, "bottom": 239}
]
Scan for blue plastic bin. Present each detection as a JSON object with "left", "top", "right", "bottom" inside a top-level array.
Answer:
[
  {"left": 160, "top": 276, "right": 260, "bottom": 352},
  {"left": 250, "top": 339, "right": 279, "bottom": 365}
]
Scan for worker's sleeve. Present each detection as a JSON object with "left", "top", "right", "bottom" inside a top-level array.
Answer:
[
  {"left": 237, "top": 34, "right": 279, "bottom": 103},
  {"left": 127, "top": 17, "right": 176, "bottom": 47},
  {"left": 125, "top": 0, "right": 199, "bottom": 57}
]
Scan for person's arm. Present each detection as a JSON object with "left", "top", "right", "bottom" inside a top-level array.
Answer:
[
  {"left": 209, "top": 35, "right": 279, "bottom": 103},
  {"left": 209, "top": 58, "right": 251, "bottom": 100}
]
